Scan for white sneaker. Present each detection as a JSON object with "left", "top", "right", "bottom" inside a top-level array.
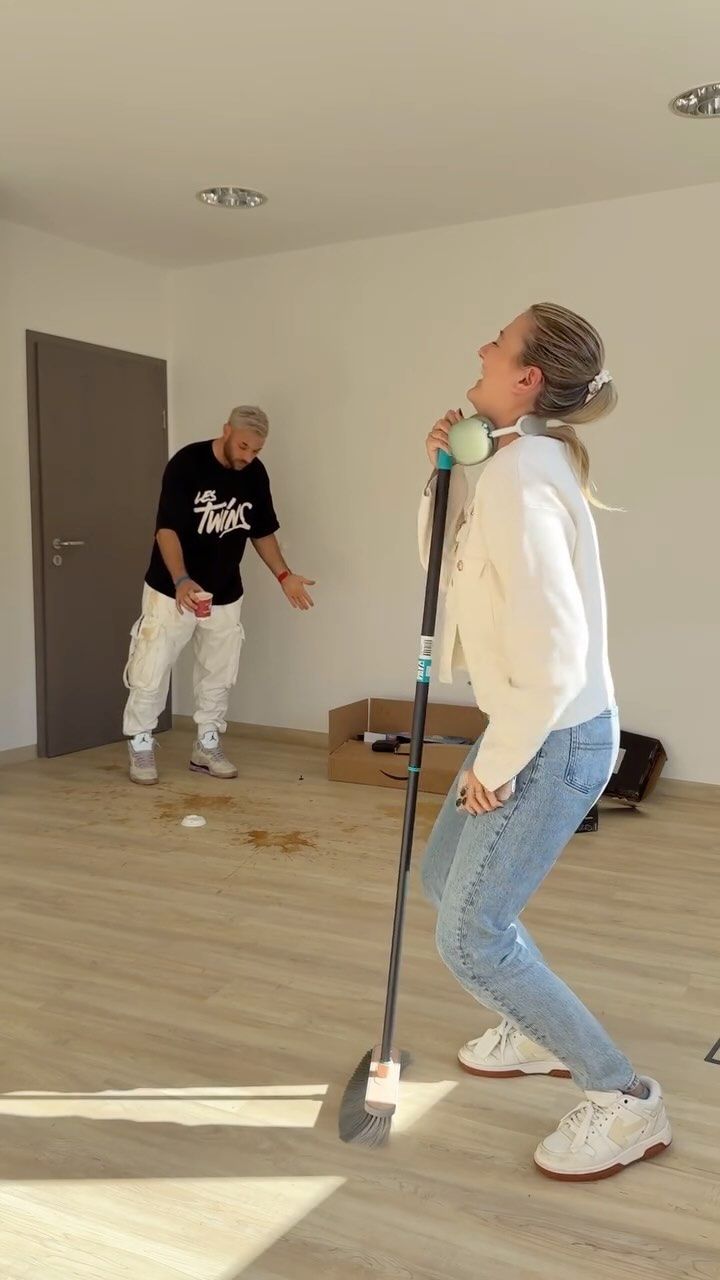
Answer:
[
  {"left": 189, "top": 728, "right": 238, "bottom": 779},
  {"left": 458, "top": 1018, "right": 571, "bottom": 1079},
  {"left": 534, "top": 1077, "right": 672, "bottom": 1181},
  {"left": 127, "top": 733, "right": 158, "bottom": 785}
]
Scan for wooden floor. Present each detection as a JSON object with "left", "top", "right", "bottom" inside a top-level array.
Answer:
[{"left": 1, "top": 732, "right": 719, "bottom": 1280}]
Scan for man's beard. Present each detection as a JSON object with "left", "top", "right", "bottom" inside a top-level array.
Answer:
[{"left": 224, "top": 442, "right": 247, "bottom": 470}]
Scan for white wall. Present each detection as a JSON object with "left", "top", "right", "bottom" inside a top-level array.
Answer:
[
  {"left": 5, "top": 188, "right": 718, "bottom": 782},
  {"left": 0, "top": 220, "right": 169, "bottom": 752},
  {"left": 170, "top": 183, "right": 720, "bottom": 784}
]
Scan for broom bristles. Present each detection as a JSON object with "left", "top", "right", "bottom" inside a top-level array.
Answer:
[{"left": 338, "top": 1049, "right": 412, "bottom": 1147}]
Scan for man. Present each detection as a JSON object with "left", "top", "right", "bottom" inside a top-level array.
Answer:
[{"left": 122, "top": 406, "right": 315, "bottom": 785}]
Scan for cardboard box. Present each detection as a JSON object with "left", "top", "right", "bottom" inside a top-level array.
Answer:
[
  {"left": 603, "top": 731, "right": 667, "bottom": 804},
  {"left": 328, "top": 697, "right": 488, "bottom": 795}
]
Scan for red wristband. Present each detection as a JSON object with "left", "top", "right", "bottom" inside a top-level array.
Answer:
[{"left": 277, "top": 570, "right": 290, "bottom": 584}]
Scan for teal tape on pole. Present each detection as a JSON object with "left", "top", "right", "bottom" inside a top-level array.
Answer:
[{"left": 417, "top": 636, "right": 433, "bottom": 684}]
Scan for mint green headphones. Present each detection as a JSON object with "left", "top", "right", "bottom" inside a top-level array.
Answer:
[{"left": 446, "top": 413, "right": 548, "bottom": 466}]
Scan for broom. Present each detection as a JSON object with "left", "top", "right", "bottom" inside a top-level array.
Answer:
[{"left": 339, "top": 446, "right": 454, "bottom": 1146}]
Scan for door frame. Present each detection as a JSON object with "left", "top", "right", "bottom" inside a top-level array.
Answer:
[{"left": 26, "top": 331, "right": 169, "bottom": 757}]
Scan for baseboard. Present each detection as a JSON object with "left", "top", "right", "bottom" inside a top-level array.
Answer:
[
  {"left": 0, "top": 743, "right": 38, "bottom": 768},
  {"left": 172, "top": 714, "right": 327, "bottom": 750},
  {"left": 654, "top": 776, "right": 720, "bottom": 803}
]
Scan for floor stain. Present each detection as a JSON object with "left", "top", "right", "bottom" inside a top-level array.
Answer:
[
  {"left": 99, "top": 764, "right": 124, "bottom": 774},
  {"left": 237, "top": 829, "right": 317, "bottom": 856},
  {"left": 155, "top": 793, "right": 237, "bottom": 821},
  {"left": 379, "top": 797, "right": 441, "bottom": 839}
]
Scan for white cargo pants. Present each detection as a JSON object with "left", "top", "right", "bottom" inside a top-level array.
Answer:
[{"left": 122, "top": 584, "right": 244, "bottom": 737}]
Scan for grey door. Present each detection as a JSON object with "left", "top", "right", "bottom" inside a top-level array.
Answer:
[{"left": 27, "top": 332, "right": 170, "bottom": 757}]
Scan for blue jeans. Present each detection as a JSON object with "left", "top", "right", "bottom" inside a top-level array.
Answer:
[{"left": 422, "top": 709, "right": 635, "bottom": 1092}]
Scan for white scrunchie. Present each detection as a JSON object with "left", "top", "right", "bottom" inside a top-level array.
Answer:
[{"left": 585, "top": 369, "right": 612, "bottom": 402}]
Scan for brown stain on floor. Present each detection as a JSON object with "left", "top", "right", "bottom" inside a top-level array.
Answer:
[
  {"left": 238, "top": 829, "right": 317, "bottom": 856},
  {"left": 379, "top": 796, "right": 442, "bottom": 839},
  {"left": 155, "top": 793, "right": 236, "bottom": 821}
]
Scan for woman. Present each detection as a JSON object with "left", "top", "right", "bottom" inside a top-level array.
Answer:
[{"left": 419, "top": 303, "right": 671, "bottom": 1181}]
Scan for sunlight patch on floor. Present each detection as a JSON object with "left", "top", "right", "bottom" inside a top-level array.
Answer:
[
  {"left": 0, "top": 1176, "right": 346, "bottom": 1280},
  {"left": 0, "top": 1084, "right": 329, "bottom": 1128},
  {"left": 392, "top": 1077, "right": 458, "bottom": 1133}
]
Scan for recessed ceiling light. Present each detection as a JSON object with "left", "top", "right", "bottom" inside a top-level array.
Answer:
[
  {"left": 670, "top": 83, "right": 720, "bottom": 118},
  {"left": 196, "top": 187, "right": 268, "bottom": 209}
]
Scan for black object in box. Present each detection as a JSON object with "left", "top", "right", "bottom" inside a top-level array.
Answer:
[{"left": 604, "top": 731, "right": 667, "bottom": 804}]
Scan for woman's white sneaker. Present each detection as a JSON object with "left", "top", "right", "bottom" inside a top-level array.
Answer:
[
  {"left": 458, "top": 1018, "right": 571, "bottom": 1079},
  {"left": 534, "top": 1077, "right": 672, "bottom": 1181}
]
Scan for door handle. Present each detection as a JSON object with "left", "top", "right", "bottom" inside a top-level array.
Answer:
[{"left": 52, "top": 538, "right": 86, "bottom": 549}]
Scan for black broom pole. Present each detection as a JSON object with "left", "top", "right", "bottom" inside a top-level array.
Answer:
[{"left": 379, "top": 450, "right": 453, "bottom": 1062}]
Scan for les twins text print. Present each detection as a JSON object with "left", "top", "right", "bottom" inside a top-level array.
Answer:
[{"left": 193, "top": 490, "right": 254, "bottom": 538}]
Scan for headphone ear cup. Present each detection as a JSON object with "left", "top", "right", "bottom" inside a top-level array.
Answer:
[{"left": 447, "top": 414, "right": 496, "bottom": 465}]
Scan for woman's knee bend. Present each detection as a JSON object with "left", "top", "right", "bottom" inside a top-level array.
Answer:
[{"left": 435, "top": 909, "right": 500, "bottom": 983}]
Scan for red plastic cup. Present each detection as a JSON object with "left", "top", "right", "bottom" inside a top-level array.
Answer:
[{"left": 194, "top": 591, "right": 213, "bottom": 618}]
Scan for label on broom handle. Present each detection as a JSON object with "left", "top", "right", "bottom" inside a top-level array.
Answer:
[{"left": 417, "top": 636, "right": 433, "bottom": 684}]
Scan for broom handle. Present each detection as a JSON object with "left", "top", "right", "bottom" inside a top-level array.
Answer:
[{"left": 379, "top": 449, "right": 453, "bottom": 1062}]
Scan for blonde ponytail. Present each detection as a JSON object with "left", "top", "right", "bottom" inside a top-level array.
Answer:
[
  {"left": 523, "top": 304, "right": 618, "bottom": 509},
  {"left": 543, "top": 423, "right": 593, "bottom": 498}
]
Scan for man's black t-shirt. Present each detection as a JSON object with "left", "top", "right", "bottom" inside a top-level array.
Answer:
[{"left": 146, "top": 441, "right": 280, "bottom": 605}]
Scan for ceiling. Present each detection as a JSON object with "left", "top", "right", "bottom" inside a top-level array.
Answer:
[{"left": 1, "top": 0, "right": 719, "bottom": 266}]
